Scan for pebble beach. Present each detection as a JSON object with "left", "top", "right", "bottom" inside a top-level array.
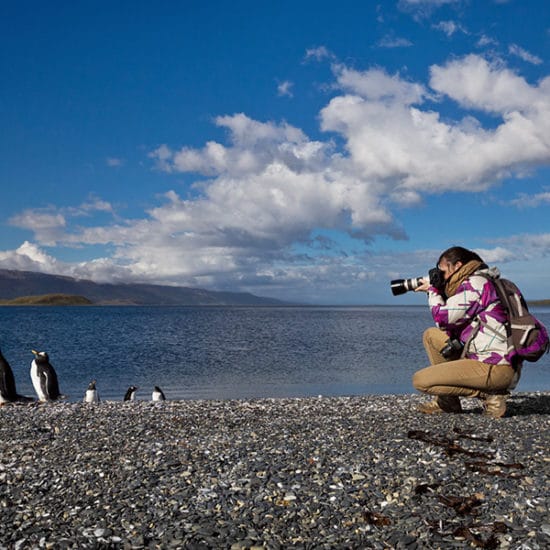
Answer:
[{"left": 1, "top": 392, "right": 549, "bottom": 549}]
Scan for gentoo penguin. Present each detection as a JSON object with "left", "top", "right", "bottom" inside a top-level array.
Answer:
[
  {"left": 152, "top": 386, "right": 166, "bottom": 401},
  {"left": 30, "top": 350, "right": 64, "bottom": 402},
  {"left": 123, "top": 385, "right": 138, "bottom": 401},
  {"left": 0, "top": 349, "right": 33, "bottom": 404},
  {"left": 83, "top": 380, "right": 100, "bottom": 403}
]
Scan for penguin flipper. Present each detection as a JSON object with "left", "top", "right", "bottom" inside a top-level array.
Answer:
[{"left": 39, "top": 370, "right": 50, "bottom": 401}]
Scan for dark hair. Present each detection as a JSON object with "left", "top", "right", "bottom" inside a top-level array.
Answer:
[{"left": 438, "top": 246, "right": 484, "bottom": 266}]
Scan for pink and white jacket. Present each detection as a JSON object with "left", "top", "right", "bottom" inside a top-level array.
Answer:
[{"left": 428, "top": 267, "right": 514, "bottom": 366}]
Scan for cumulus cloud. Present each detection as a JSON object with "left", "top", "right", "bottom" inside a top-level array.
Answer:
[
  {"left": 0, "top": 241, "right": 61, "bottom": 272},
  {"left": 8, "top": 211, "right": 66, "bottom": 246},
  {"left": 8, "top": 199, "right": 116, "bottom": 246},
  {"left": 482, "top": 234, "right": 550, "bottom": 264},
  {"left": 319, "top": 56, "right": 550, "bottom": 194},
  {"left": 0, "top": 241, "right": 137, "bottom": 283}
]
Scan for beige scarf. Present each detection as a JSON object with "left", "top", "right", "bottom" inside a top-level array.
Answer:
[{"left": 445, "top": 260, "right": 483, "bottom": 297}]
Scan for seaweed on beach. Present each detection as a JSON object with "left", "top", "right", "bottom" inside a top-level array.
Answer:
[{"left": 407, "top": 429, "right": 495, "bottom": 459}]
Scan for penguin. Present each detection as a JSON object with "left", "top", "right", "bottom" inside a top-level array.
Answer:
[
  {"left": 0, "top": 349, "right": 33, "bottom": 404},
  {"left": 30, "top": 350, "right": 64, "bottom": 402},
  {"left": 123, "top": 385, "right": 138, "bottom": 401},
  {"left": 152, "top": 386, "right": 166, "bottom": 401},
  {"left": 83, "top": 380, "right": 100, "bottom": 403}
]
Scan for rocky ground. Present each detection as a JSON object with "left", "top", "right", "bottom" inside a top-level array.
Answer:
[{"left": 0, "top": 392, "right": 549, "bottom": 549}]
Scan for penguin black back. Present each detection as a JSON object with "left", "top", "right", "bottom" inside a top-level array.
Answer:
[
  {"left": 124, "top": 385, "right": 138, "bottom": 401},
  {"left": 0, "top": 349, "right": 18, "bottom": 402}
]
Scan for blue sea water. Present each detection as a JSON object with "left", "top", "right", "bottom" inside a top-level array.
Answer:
[{"left": 1, "top": 306, "right": 549, "bottom": 402}]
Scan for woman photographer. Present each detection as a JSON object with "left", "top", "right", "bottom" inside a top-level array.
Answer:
[{"left": 412, "top": 246, "right": 518, "bottom": 418}]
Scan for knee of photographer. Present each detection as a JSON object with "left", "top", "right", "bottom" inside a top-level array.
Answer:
[{"left": 423, "top": 327, "right": 451, "bottom": 365}]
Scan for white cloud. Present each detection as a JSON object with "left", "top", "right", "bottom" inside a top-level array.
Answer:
[
  {"left": 0, "top": 241, "right": 60, "bottom": 271},
  {"left": 429, "top": 54, "right": 542, "bottom": 112},
  {"left": 333, "top": 65, "right": 427, "bottom": 105},
  {"left": 8, "top": 210, "right": 66, "bottom": 246},
  {"left": 319, "top": 56, "right": 550, "bottom": 193},
  {"left": 8, "top": 199, "right": 116, "bottom": 246},
  {"left": 482, "top": 234, "right": 550, "bottom": 262},
  {"left": 0, "top": 241, "right": 136, "bottom": 283},
  {"left": 508, "top": 190, "right": 550, "bottom": 208},
  {"left": 473, "top": 246, "right": 516, "bottom": 264},
  {"left": 304, "top": 46, "right": 334, "bottom": 62},
  {"left": 398, "top": 0, "right": 461, "bottom": 20},
  {"left": 277, "top": 80, "right": 294, "bottom": 97},
  {"left": 508, "top": 44, "right": 543, "bottom": 65},
  {"left": 433, "top": 20, "right": 467, "bottom": 37},
  {"left": 477, "top": 34, "right": 498, "bottom": 48},
  {"left": 377, "top": 35, "right": 413, "bottom": 48},
  {"left": 106, "top": 157, "right": 124, "bottom": 167}
]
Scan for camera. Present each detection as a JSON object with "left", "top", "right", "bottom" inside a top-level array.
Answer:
[
  {"left": 390, "top": 267, "right": 445, "bottom": 296},
  {"left": 390, "top": 276, "right": 423, "bottom": 296},
  {"left": 440, "top": 338, "right": 464, "bottom": 359}
]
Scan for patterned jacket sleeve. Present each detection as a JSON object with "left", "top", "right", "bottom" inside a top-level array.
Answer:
[{"left": 427, "top": 276, "right": 496, "bottom": 335}]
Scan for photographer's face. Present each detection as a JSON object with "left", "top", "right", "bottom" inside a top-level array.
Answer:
[{"left": 438, "top": 259, "right": 462, "bottom": 281}]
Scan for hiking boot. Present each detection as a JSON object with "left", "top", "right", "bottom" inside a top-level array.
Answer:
[
  {"left": 479, "top": 393, "right": 507, "bottom": 418},
  {"left": 417, "top": 396, "right": 462, "bottom": 414}
]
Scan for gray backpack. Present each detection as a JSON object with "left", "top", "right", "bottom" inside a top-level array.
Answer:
[{"left": 478, "top": 273, "right": 549, "bottom": 363}]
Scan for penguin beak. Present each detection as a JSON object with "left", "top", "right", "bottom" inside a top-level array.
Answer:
[{"left": 31, "top": 350, "right": 38, "bottom": 356}]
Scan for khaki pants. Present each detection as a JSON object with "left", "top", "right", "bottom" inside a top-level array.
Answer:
[{"left": 412, "top": 327, "right": 515, "bottom": 397}]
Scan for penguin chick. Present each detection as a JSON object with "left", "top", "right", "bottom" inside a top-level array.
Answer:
[
  {"left": 83, "top": 380, "right": 100, "bottom": 403},
  {"left": 152, "top": 386, "right": 166, "bottom": 401},
  {"left": 123, "top": 385, "right": 138, "bottom": 401}
]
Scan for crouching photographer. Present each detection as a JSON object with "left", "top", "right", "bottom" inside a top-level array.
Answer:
[{"left": 406, "top": 246, "right": 517, "bottom": 418}]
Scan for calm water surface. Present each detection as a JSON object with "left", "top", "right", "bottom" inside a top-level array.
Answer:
[{"left": 1, "top": 306, "right": 549, "bottom": 401}]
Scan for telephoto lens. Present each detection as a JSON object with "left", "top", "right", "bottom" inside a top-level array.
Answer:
[{"left": 390, "top": 277, "right": 423, "bottom": 296}]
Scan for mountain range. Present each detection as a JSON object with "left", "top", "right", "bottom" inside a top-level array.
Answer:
[{"left": 0, "top": 269, "right": 288, "bottom": 306}]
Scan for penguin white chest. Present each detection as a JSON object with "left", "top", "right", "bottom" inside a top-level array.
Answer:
[
  {"left": 84, "top": 389, "right": 99, "bottom": 403},
  {"left": 30, "top": 360, "right": 47, "bottom": 401}
]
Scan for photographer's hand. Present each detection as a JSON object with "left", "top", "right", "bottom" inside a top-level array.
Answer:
[{"left": 414, "top": 278, "right": 431, "bottom": 293}]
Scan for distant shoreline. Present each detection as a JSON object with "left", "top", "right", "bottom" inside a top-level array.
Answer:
[
  {"left": 0, "top": 293, "right": 92, "bottom": 306},
  {"left": 1, "top": 292, "right": 549, "bottom": 307}
]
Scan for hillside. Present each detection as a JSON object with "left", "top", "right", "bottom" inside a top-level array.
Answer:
[
  {"left": 0, "top": 269, "right": 288, "bottom": 306},
  {"left": 0, "top": 293, "right": 92, "bottom": 306}
]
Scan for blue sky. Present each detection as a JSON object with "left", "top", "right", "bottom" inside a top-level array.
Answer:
[{"left": 1, "top": 0, "right": 549, "bottom": 304}]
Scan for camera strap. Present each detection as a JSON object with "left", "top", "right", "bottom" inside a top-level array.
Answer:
[{"left": 461, "top": 318, "right": 480, "bottom": 358}]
